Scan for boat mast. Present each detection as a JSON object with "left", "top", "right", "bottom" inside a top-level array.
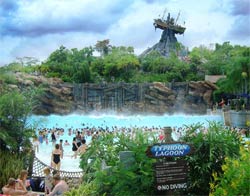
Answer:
[
  {"left": 175, "top": 11, "right": 180, "bottom": 25},
  {"left": 161, "top": 8, "right": 167, "bottom": 20}
]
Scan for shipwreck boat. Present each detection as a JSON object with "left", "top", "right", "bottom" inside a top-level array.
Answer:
[{"left": 154, "top": 11, "right": 186, "bottom": 34}]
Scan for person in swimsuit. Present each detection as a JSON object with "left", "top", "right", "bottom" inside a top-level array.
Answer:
[
  {"left": 77, "top": 139, "right": 87, "bottom": 156},
  {"left": 51, "top": 144, "right": 62, "bottom": 171},
  {"left": 59, "top": 139, "right": 64, "bottom": 159},
  {"left": 72, "top": 137, "right": 79, "bottom": 159},
  {"left": 2, "top": 178, "right": 28, "bottom": 195},
  {"left": 51, "top": 131, "right": 56, "bottom": 145}
]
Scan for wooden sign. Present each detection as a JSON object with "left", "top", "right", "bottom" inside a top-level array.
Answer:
[
  {"left": 146, "top": 142, "right": 193, "bottom": 192},
  {"left": 146, "top": 143, "right": 193, "bottom": 158},
  {"left": 154, "top": 160, "right": 189, "bottom": 191}
]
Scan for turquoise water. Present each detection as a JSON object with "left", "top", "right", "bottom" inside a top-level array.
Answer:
[
  {"left": 27, "top": 113, "right": 223, "bottom": 130},
  {"left": 27, "top": 113, "right": 223, "bottom": 171}
]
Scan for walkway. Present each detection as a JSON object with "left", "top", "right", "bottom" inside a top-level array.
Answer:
[{"left": 32, "top": 156, "right": 84, "bottom": 178}]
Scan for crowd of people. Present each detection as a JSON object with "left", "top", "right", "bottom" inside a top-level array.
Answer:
[
  {"left": 2, "top": 121, "right": 248, "bottom": 195},
  {"left": 30, "top": 125, "right": 184, "bottom": 170},
  {"left": 31, "top": 124, "right": 248, "bottom": 156}
]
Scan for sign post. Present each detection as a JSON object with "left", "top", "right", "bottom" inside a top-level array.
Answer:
[{"left": 146, "top": 127, "right": 193, "bottom": 195}]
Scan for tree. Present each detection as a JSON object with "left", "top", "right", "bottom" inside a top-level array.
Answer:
[
  {"left": 16, "top": 57, "right": 40, "bottom": 67},
  {"left": 188, "top": 45, "right": 213, "bottom": 76},
  {"left": 41, "top": 46, "right": 94, "bottom": 83},
  {"left": 215, "top": 46, "right": 250, "bottom": 97},
  {"left": 103, "top": 46, "right": 139, "bottom": 82},
  {"left": 0, "top": 89, "right": 41, "bottom": 152},
  {"left": 69, "top": 47, "right": 94, "bottom": 83},
  {"left": 90, "top": 57, "right": 105, "bottom": 78},
  {"left": 95, "top": 39, "right": 111, "bottom": 56}
]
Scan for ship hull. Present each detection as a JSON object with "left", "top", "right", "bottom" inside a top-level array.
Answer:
[{"left": 154, "top": 19, "right": 185, "bottom": 34}]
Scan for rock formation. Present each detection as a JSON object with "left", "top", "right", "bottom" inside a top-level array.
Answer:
[
  {"left": 141, "top": 28, "right": 178, "bottom": 57},
  {"left": 1, "top": 72, "right": 217, "bottom": 115},
  {"left": 141, "top": 12, "right": 185, "bottom": 57}
]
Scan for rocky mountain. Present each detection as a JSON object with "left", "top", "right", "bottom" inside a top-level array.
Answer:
[{"left": 141, "top": 12, "right": 186, "bottom": 58}]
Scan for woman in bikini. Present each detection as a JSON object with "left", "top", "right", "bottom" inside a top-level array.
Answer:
[{"left": 51, "top": 144, "right": 62, "bottom": 171}]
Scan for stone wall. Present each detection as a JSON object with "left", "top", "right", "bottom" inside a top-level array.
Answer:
[{"left": 1, "top": 72, "right": 218, "bottom": 115}]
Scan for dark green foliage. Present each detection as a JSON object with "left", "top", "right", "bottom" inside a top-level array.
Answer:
[
  {"left": 216, "top": 55, "right": 249, "bottom": 94},
  {"left": 77, "top": 130, "right": 158, "bottom": 196},
  {"left": 102, "top": 46, "right": 140, "bottom": 82},
  {"left": 40, "top": 45, "right": 94, "bottom": 83},
  {"left": 140, "top": 51, "right": 201, "bottom": 82},
  {"left": 187, "top": 42, "right": 249, "bottom": 105},
  {"left": 0, "top": 90, "right": 40, "bottom": 152},
  {"left": 0, "top": 88, "right": 39, "bottom": 191},
  {"left": 131, "top": 73, "right": 169, "bottom": 82},
  {"left": 0, "top": 151, "right": 26, "bottom": 188},
  {"left": 181, "top": 122, "right": 241, "bottom": 195}
]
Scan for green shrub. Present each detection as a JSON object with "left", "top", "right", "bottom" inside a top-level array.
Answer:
[
  {"left": 131, "top": 73, "right": 168, "bottom": 82},
  {"left": 210, "top": 146, "right": 250, "bottom": 196},
  {"left": 181, "top": 122, "right": 241, "bottom": 195},
  {"left": 0, "top": 151, "right": 26, "bottom": 188},
  {"left": 69, "top": 130, "right": 158, "bottom": 196},
  {"left": 0, "top": 72, "right": 17, "bottom": 84},
  {"left": 66, "top": 123, "right": 241, "bottom": 196},
  {"left": 64, "top": 181, "right": 100, "bottom": 196}
]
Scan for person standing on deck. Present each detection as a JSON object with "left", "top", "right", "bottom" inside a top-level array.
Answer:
[{"left": 51, "top": 144, "right": 62, "bottom": 171}]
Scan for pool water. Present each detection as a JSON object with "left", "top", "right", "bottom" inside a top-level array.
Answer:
[
  {"left": 27, "top": 113, "right": 223, "bottom": 171},
  {"left": 28, "top": 113, "right": 222, "bottom": 129}
]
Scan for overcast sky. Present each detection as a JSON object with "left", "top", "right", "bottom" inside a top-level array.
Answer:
[{"left": 0, "top": 0, "right": 249, "bottom": 66}]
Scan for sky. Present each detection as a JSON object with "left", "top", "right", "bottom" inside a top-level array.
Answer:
[{"left": 0, "top": 0, "right": 249, "bottom": 66}]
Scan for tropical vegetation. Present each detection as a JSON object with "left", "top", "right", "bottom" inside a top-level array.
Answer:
[
  {"left": 64, "top": 122, "right": 243, "bottom": 196},
  {"left": 0, "top": 40, "right": 249, "bottom": 194},
  {"left": 1, "top": 41, "right": 249, "bottom": 105},
  {"left": 209, "top": 145, "right": 250, "bottom": 196},
  {"left": 180, "top": 122, "right": 241, "bottom": 195},
  {"left": 0, "top": 88, "right": 42, "bottom": 188}
]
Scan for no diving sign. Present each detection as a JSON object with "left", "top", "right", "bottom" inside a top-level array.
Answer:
[
  {"left": 146, "top": 143, "right": 193, "bottom": 192},
  {"left": 157, "top": 182, "right": 187, "bottom": 191}
]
